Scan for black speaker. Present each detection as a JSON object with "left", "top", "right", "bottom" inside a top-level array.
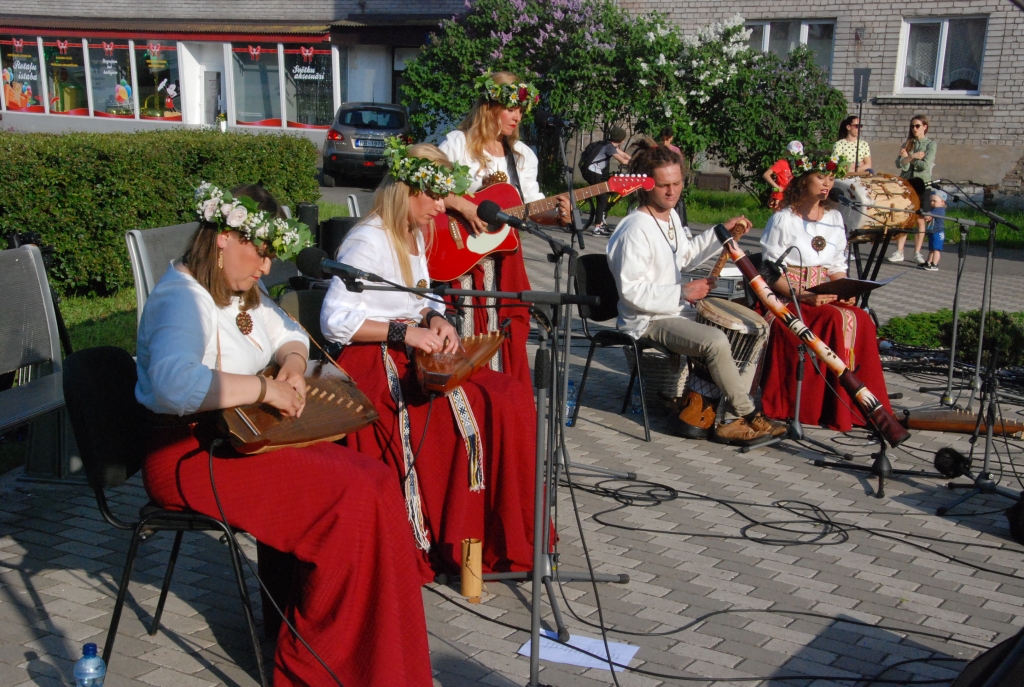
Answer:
[
  {"left": 318, "top": 217, "right": 361, "bottom": 260},
  {"left": 296, "top": 202, "right": 319, "bottom": 242},
  {"left": 952, "top": 626, "right": 1024, "bottom": 686}
]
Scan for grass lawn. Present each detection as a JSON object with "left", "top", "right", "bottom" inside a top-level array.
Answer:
[
  {"left": 318, "top": 202, "right": 349, "bottom": 221},
  {"left": 61, "top": 288, "right": 138, "bottom": 354}
]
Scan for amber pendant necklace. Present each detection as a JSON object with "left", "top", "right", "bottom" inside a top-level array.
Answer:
[{"left": 236, "top": 311, "right": 254, "bottom": 335}]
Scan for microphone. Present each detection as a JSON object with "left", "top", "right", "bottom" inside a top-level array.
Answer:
[
  {"left": 924, "top": 180, "right": 944, "bottom": 189},
  {"left": 533, "top": 107, "right": 574, "bottom": 129},
  {"left": 477, "top": 200, "right": 530, "bottom": 230},
  {"left": 758, "top": 246, "right": 797, "bottom": 284},
  {"left": 296, "top": 246, "right": 380, "bottom": 282},
  {"left": 827, "top": 188, "right": 856, "bottom": 206}
]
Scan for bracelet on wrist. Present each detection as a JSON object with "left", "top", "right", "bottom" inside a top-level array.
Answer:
[
  {"left": 423, "top": 310, "right": 445, "bottom": 328},
  {"left": 283, "top": 351, "right": 306, "bottom": 366},
  {"left": 255, "top": 375, "right": 267, "bottom": 404},
  {"left": 387, "top": 320, "right": 409, "bottom": 347}
]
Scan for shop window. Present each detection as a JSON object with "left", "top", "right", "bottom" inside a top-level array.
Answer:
[
  {"left": 283, "top": 44, "right": 332, "bottom": 128},
  {"left": 136, "top": 40, "right": 181, "bottom": 121},
  {"left": 900, "top": 18, "right": 987, "bottom": 93},
  {"left": 42, "top": 37, "right": 88, "bottom": 115},
  {"left": 88, "top": 39, "right": 134, "bottom": 118},
  {"left": 745, "top": 20, "right": 835, "bottom": 77},
  {"left": 232, "top": 42, "right": 281, "bottom": 126},
  {"left": 1, "top": 36, "right": 44, "bottom": 112}
]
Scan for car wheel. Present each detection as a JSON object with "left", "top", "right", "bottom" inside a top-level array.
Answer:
[{"left": 320, "top": 171, "right": 335, "bottom": 188}]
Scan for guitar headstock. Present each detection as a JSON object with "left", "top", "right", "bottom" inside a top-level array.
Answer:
[{"left": 607, "top": 174, "right": 655, "bottom": 195}]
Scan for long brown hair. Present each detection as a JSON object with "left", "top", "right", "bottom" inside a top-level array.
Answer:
[
  {"left": 903, "top": 114, "right": 929, "bottom": 154},
  {"left": 181, "top": 184, "right": 283, "bottom": 309},
  {"left": 781, "top": 171, "right": 836, "bottom": 210},
  {"left": 626, "top": 137, "right": 683, "bottom": 206},
  {"left": 458, "top": 71, "right": 523, "bottom": 171},
  {"left": 838, "top": 115, "right": 859, "bottom": 140},
  {"left": 367, "top": 143, "right": 449, "bottom": 286}
]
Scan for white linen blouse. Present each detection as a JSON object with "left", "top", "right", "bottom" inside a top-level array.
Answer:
[
  {"left": 760, "top": 207, "right": 848, "bottom": 274},
  {"left": 605, "top": 208, "right": 722, "bottom": 339},
  {"left": 135, "top": 265, "right": 308, "bottom": 416},
  {"left": 438, "top": 130, "right": 544, "bottom": 203},
  {"left": 320, "top": 216, "right": 445, "bottom": 346}
]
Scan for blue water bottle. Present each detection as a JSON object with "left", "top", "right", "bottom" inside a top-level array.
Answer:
[
  {"left": 565, "top": 379, "right": 577, "bottom": 425},
  {"left": 74, "top": 643, "right": 106, "bottom": 687}
]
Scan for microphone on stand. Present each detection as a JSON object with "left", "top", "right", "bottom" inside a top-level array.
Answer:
[
  {"left": 758, "top": 245, "right": 797, "bottom": 284},
  {"left": 296, "top": 246, "right": 381, "bottom": 283},
  {"left": 533, "top": 107, "right": 574, "bottom": 130},
  {"left": 827, "top": 188, "right": 856, "bottom": 207},
  {"left": 477, "top": 200, "right": 532, "bottom": 230}
]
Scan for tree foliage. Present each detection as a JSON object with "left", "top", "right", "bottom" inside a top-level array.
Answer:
[{"left": 402, "top": 2, "right": 846, "bottom": 196}]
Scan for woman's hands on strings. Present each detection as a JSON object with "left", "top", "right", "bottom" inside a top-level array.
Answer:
[{"left": 406, "top": 310, "right": 461, "bottom": 354}]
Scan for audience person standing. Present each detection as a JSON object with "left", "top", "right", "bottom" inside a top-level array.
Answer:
[
  {"left": 832, "top": 115, "right": 872, "bottom": 175},
  {"left": 889, "top": 114, "right": 936, "bottom": 264},
  {"left": 763, "top": 141, "right": 803, "bottom": 211}
]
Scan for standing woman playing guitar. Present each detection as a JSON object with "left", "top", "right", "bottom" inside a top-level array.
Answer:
[{"left": 438, "top": 71, "right": 571, "bottom": 387}]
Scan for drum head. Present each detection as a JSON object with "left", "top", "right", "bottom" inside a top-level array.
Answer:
[
  {"left": 835, "top": 174, "right": 920, "bottom": 236},
  {"left": 696, "top": 298, "right": 768, "bottom": 334}
]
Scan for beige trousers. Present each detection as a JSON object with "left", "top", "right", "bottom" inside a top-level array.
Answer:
[{"left": 642, "top": 317, "right": 756, "bottom": 417}]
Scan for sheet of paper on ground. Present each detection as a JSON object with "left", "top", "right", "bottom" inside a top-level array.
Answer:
[{"left": 517, "top": 629, "right": 639, "bottom": 672}]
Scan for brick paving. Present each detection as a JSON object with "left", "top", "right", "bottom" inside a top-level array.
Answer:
[{"left": 2, "top": 222, "right": 1024, "bottom": 686}]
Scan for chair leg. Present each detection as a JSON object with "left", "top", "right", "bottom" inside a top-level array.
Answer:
[
  {"left": 571, "top": 340, "right": 599, "bottom": 427},
  {"left": 218, "top": 523, "right": 269, "bottom": 687},
  {"left": 621, "top": 362, "right": 638, "bottom": 414},
  {"left": 150, "top": 530, "right": 183, "bottom": 635},
  {"left": 103, "top": 523, "right": 146, "bottom": 666},
  {"left": 634, "top": 345, "right": 652, "bottom": 443}
]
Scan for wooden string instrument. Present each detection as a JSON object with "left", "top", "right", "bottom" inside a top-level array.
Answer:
[
  {"left": 415, "top": 332, "right": 506, "bottom": 395},
  {"left": 219, "top": 360, "right": 379, "bottom": 454},
  {"left": 900, "top": 408, "right": 1024, "bottom": 437}
]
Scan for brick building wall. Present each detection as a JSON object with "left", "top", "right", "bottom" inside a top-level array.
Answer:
[{"left": 621, "top": 0, "right": 1024, "bottom": 204}]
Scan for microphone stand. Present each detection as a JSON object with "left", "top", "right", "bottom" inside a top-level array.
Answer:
[{"left": 337, "top": 275, "right": 628, "bottom": 686}]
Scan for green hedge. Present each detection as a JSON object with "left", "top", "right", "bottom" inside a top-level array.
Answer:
[
  {"left": 0, "top": 130, "right": 320, "bottom": 294},
  {"left": 880, "top": 309, "right": 1024, "bottom": 368}
]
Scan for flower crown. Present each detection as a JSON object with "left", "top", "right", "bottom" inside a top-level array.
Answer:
[
  {"left": 383, "top": 137, "right": 472, "bottom": 197},
  {"left": 474, "top": 72, "right": 540, "bottom": 113},
  {"left": 193, "top": 182, "right": 312, "bottom": 262},
  {"left": 787, "top": 152, "right": 850, "bottom": 179}
]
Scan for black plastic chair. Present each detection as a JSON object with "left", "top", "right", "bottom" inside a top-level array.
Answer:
[
  {"left": 62, "top": 346, "right": 268, "bottom": 687},
  {"left": 569, "top": 253, "right": 654, "bottom": 441}
]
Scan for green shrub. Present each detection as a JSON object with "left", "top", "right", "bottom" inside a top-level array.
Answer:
[
  {"left": 0, "top": 130, "right": 320, "bottom": 294},
  {"left": 880, "top": 308, "right": 1024, "bottom": 368},
  {"left": 940, "top": 310, "right": 1024, "bottom": 368}
]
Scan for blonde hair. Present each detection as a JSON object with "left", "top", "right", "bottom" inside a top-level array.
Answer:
[
  {"left": 458, "top": 71, "right": 523, "bottom": 171},
  {"left": 369, "top": 143, "right": 450, "bottom": 286}
]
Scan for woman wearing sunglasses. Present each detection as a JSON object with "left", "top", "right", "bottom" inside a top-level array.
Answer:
[
  {"left": 889, "top": 114, "right": 936, "bottom": 263},
  {"left": 832, "top": 115, "right": 872, "bottom": 175}
]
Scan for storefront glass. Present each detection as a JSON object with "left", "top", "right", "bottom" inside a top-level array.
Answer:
[
  {"left": 42, "top": 37, "right": 88, "bottom": 115},
  {"left": 283, "top": 44, "right": 332, "bottom": 128},
  {"left": 1, "top": 36, "right": 44, "bottom": 112},
  {"left": 232, "top": 42, "right": 281, "bottom": 126},
  {"left": 88, "top": 39, "right": 134, "bottom": 118},
  {"left": 136, "top": 40, "right": 181, "bottom": 121}
]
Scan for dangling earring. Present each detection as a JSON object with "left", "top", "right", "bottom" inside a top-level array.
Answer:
[{"left": 218, "top": 249, "right": 223, "bottom": 269}]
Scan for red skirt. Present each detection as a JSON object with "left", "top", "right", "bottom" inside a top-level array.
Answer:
[
  {"left": 446, "top": 248, "right": 534, "bottom": 389},
  {"left": 337, "top": 342, "right": 539, "bottom": 584},
  {"left": 142, "top": 422, "right": 433, "bottom": 687},
  {"left": 759, "top": 302, "right": 892, "bottom": 432}
]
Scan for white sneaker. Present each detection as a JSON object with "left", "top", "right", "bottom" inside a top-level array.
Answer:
[
  {"left": 886, "top": 251, "right": 904, "bottom": 262},
  {"left": 914, "top": 251, "right": 926, "bottom": 264}
]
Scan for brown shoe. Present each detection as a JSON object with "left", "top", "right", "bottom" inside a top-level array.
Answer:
[
  {"left": 747, "top": 411, "right": 788, "bottom": 438},
  {"left": 714, "top": 416, "right": 774, "bottom": 446}
]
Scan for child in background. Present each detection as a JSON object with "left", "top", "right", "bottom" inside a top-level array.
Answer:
[
  {"left": 762, "top": 141, "right": 803, "bottom": 210},
  {"left": 922, "top": 189, "right": 947, "bottom": 272}
]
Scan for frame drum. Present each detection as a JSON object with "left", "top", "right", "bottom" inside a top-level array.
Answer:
[{"left": 832, "top": 174, "right": 920, "bottom": 242}]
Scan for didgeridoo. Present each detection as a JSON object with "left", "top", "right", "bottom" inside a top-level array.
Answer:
[{"left": 713, "top": 223, "right": 909, "bottom": 448}]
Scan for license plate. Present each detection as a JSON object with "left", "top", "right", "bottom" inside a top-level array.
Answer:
[{"left": 355, "top": 139, "right": 385, "bottom": 148}]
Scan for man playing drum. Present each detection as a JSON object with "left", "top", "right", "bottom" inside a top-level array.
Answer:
[{"left": 606, "top": 140, "right": 786, "bottom": 445}]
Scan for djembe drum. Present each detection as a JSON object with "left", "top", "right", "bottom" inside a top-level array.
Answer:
[{"left": 675, "top": 298, "right": 769, "bottom": 439}]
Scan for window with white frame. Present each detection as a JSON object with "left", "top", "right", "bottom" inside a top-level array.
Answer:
[
  {"left": 899, "top": 17, "right": 987, "bottom": 94},
  {"left": 745, "top": 21, "right": 835, "bottom": 77}
]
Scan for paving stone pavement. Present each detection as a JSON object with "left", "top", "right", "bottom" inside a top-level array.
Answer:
[{"left": 2, "top": 223, "right": 1024, "bottom": 686}]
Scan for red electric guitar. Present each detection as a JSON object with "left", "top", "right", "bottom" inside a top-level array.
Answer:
[{"left": 426, "top": 175, "right": 655, "bottom": 282}]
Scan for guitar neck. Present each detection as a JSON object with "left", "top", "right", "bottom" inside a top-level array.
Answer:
[{"left": 504, "top": 182, "right": 610, "bottom": 219}]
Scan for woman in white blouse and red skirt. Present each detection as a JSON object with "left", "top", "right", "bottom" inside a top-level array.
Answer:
[
  {"left": 136, "top": 184, "right": 432, "bottom": 687},
  {"left": 321, "top": 141, "right": 541, "bottom": 583},
  {"left": 758, "top": 156, "right": 893, "bottom": 432}
]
